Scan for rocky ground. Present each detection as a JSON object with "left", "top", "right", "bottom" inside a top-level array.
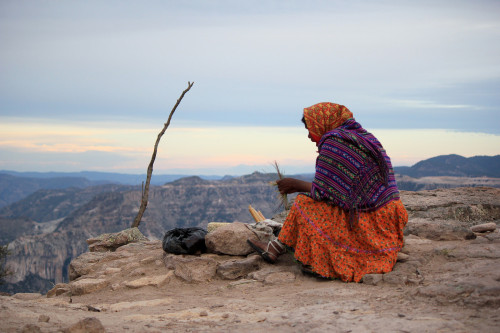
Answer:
[{"left": 1, "top": 187, "right": 499, "bottom": 333}]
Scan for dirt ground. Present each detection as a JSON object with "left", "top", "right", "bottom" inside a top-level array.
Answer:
[
  {"left": 2, "top": 234, "right": 499, "bottom": 333},
  {"left": 2, "top": 188, "right": 500, "bottom": 332}
]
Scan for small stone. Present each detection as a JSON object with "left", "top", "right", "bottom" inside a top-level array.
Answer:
[
  {"left": 38, "top": 315, "right": 50, "bottom": 322},
  {"left": 130, "top": 268, "right": 146, "bottom": 276},
  {"left": 464, "top": 231, "right": 477, "bottom": 240},
  {"left": 110, "top": 283, "right": 122, "bottom": 291},
  {"left": 139, "top": 257, "right": 156, "bottom": 265},
  {"left": 103, "top": 267, "right": 121, "bottom": 275},
  {"left": 471, "top": 222, "right": 497, "bottom": 233},
  {"left": 200, "top": 310, "right": 208, "bottom": 316},
  {"left": 21, "top": 324, "right": 41, "bottom": 333},
  {"left": 404, "top": 237, "right": 432, "bottom": 245},
  {"left": 362, "top": 274, "right": 383, "bottom": 285},
  {"left": 397, "top": 252, "right": 410, "bottom": 262},
  {"left": 383, "top": 272, "right": 407, "bottom": 285},
  {"left": 398, "top": 313, "right": 405, "bottom": 317},
  {"left": 227, "top": 279, "right": 259, "bottom": 288},
  {"left": 64, "top": 317, "right": 105, "bottom": 333},
  {"left": 86, "top": 305, "right": 101, "bottom": 312},
  {"left": 222, "top": 313, "right": 229, "bottom": 319},
  {"left": 264, "top": 271, "right": 295, "bottom": 284},
  {"left": 470, "top": 236, "right": 490, "bottom": 244}
]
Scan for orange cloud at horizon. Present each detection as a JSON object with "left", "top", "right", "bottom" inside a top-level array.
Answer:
[{"left": 1, "top": 118, "right": 499, "bottom": 173}]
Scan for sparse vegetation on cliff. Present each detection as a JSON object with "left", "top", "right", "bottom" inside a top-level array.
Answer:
[{"left": 0, "top": 244, "right": 10, "bottom": 284}]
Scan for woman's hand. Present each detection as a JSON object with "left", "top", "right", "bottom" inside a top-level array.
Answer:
[{"left": 276, "top": 178, "right": 312, "bottom": 195}]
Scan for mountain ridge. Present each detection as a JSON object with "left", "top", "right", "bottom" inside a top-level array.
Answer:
[
  {"left": 393, "top": 154, "right": 500, "bottom": 178},
  {"left": 1, "top": 154, "right": 500, "bottom": 294}
]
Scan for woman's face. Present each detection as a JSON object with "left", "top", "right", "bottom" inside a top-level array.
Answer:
[
  {"left": 302, "top": 116, "right": 315, "bottom": 142},
  {"left": 307, "top": 130, "right": 315, "bottom": 143}
]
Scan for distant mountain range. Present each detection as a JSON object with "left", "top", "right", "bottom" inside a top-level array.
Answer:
[
  {"left": 0, "top": 172, "right": 222, "bottom": 208},
  {"left": 0, "top": 172, "right": 289, "bottom": 293},
  {"left": 1, "top": 154, "right": 499, "bottom": 208},
  {"left": 0, "top": 170, "right": 222, "bottom": 185},
  {"left": 1, "top": 154, "right": 500, "bottom": 294},
  {"left": 394, "top": 154, "right": 500, "bottom": 178}
]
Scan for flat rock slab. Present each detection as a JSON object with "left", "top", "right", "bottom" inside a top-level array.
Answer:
[
  {"left": 125, "top": 272, "right": 174, "bottom": 289},
  {"left": 217, "top": 255, "right": 261, "bottom": 280},
  {"left": 471, "top": 222, "right": 497, "bottom": 233},
  {"left": 13, "top": 293, "right": 43, "bottom": 300},
  {"left": 205, "top": 222, "right": 260, "bottom": 256},
  {"left": 103, "top": 298, "right": 173, "bottom": 312},
  {"left": 47, "top": 283, "right": 71, "bottom": 298},
  {"left": 164, "top": 254, "right": 218, "bottom": 282},
  {"left": 86, "top": 227, "right": 149, "bottom": 253},
  {"left": 70, "top": 279, "right": 109, "bottom": 296}
]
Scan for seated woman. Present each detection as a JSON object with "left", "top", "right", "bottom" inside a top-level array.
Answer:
[{"left": 248, "top": 102, "right": 408, "bottom": 282}]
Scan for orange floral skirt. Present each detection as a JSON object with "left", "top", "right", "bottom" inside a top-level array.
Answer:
[{"left": 278, "top": 194, "right": 408, "bottom": 282}]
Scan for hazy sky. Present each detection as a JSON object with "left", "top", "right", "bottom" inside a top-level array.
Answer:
[{"left": 1, "top": 0, "right": 499, "bottom": 175}]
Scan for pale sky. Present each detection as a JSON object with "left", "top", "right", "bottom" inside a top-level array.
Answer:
[{"left": 1, "top": 0, "right": 499, "bottom": 175}]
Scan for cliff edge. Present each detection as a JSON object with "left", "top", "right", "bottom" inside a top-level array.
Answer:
[{"left": 1, "top": 187, "right": 499, "bottom": 332}]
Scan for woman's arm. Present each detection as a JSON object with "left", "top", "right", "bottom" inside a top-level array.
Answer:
[{"left": 276, "top": 178, "right": 312, "bottom": 195}]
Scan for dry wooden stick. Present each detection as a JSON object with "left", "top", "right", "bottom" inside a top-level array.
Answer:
[{"left": 131, "top": 81, "right": 194, "bottom": 228}]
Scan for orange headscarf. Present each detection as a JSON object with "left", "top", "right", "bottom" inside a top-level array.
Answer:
[{"left": 303, "top": 102, "right": 353, "bottom": 144}]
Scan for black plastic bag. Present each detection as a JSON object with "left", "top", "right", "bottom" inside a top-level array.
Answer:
[{"left": 162, "top": 227, "right": 207, "bottom": 255}]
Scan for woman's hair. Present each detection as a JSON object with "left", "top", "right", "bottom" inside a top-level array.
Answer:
[{"left": 301, "top": 115, "right": 307, "bottom": 128}]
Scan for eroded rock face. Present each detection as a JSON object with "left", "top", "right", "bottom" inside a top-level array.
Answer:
[
  {"left": 68, "top": 252, "right": 108, "bottom": 281},
  {"left": 4, "top": 181, "right": 499, "bottom": 296},
  {"left": 163, "top": 254, "right": 218, "bottom": 282},
  {"left": 3, "top": 186, "right": 500, "bottom": 333},
  {"left": 401, "top": 187, "right": 500, "bottom": 240},
  {"left": 9, "top": 187, "right": 500, "bottom": 321},
  {"left": 217, "top": 255, "right": 261, "bottom": 280}
]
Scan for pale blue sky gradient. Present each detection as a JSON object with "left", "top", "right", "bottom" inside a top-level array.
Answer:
[{"left": 1, "top": 0, "right": 499, "bottom": 175}]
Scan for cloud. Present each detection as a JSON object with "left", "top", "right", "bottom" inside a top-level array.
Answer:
[
  {"left": 1, "top": 0, "right": 499, "bottom": 131},
  {"left": 386, "top": 100, "right": 475, "bottom": 110},
  {"left": 0, "top": 117, "right": 499, "bottom": 173},
  {"left": 0, "top": 1, "right": 499, "bottom": 173},
  {"left": 372, "top": 128, "right": 500, "bottom": 166}
]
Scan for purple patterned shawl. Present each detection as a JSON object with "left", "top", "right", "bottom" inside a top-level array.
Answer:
[{"left": 308, "top": 118, "right": 400, "bottom": 228}]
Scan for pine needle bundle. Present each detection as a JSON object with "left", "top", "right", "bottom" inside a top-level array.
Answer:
[{"left": 270, "top": 161, "right": 291, "bottom": 210}]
